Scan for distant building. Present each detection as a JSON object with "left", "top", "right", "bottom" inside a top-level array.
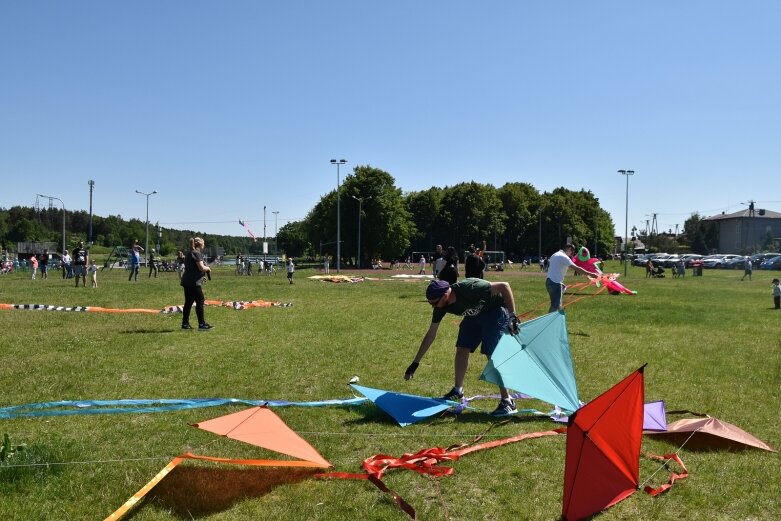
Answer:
[{"left": 703, "top": 207, "right": 781, "bottom": 253}]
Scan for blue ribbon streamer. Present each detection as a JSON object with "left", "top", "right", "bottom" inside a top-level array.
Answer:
[{"left": 0, "top": 397, "right": 369, "bottom": 419}]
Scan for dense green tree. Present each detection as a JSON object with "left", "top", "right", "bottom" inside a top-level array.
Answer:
[
  {"left": 437, "top": 182, "right": 505, "bottom": 250},
  {"left": 498, "top": 182, "right": 541, "bottom": 258},
  {"left": 277, "top": 221, "right": 312, "bottom": 257},
  {"left": 404, "top": 188, "right": 443, "bottom": 253},
  {"left": 304, "top": 165, "right": 415, "bottom": 264}
]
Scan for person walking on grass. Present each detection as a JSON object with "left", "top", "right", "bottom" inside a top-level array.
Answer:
[
  {"left": 741, "top": 257, "right": 752, "bottom": 281},
  {"left": 404, "top": 278, "right": 521, "bottom": 417},
  {"left": 773, "top": 278, "right": 780, "bottom": 309},
  {"left": 180, "top": 237, "right": 212, "bottom": 331},
  {"left": 286, "top": 257, "right": 295, "bottom": 284},
  {"left": 148, "top": 248, "right": 158, "bottom": 278}
]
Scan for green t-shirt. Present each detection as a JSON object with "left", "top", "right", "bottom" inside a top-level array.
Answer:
[{"left": 431, "top": 278, "right": 504, "bottom": 323}]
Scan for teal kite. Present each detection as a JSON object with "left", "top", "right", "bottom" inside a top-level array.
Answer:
[
  {"left": 480, "top": 311, "right": 580, "bottom": 413},
  {"left": 350, "top": 384, "right": 456, "bottom": 427}
]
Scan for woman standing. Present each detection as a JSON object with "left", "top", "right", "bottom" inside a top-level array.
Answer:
[{"left": 181, "top": 237, "right": 212, "bottom": 331}]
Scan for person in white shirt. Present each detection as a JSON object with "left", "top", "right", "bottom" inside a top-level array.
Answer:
[{"left": 546, "top": 244, "right": 593, "bottom": 312}]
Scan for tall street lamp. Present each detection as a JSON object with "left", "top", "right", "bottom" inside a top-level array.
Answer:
[
  {"left": 135, "top": 189, "right": 157, "bottom": 265},
  {"left": 272, "top": 210, "right": 279, "bottom": 253},
  {"left": 37, "top": 194, "right": 65, "bottom": 255},
  {"left": 618, "top": 170, "right": 634, "bottom": 276},
  {"left": 351, "top": 195, "right": 372, "bottom": 269},
  {"left": 331, "top": 159, "right": 347, "bottom": 272}
]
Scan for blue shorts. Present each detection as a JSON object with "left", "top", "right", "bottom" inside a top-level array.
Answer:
[
  {"left": 456, "top": 307, "right": 508, "bottom": 356},
  {"left": 73, "top": 265, "right": 86, "bottom": 276}
]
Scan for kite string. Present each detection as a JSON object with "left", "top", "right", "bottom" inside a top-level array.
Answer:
[
  {"left": 639, "top": 426, "right": 701, "bottom": 489},
  {"left": 0, "top": 430, "right": 527, "bottom": 469}
]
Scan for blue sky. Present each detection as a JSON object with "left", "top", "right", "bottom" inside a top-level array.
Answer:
[{"left": 2, "top": 1, "right": 779, "bottom": 242}]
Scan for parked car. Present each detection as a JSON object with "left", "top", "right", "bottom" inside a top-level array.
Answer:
[
  {"left": 650, "top": 254, "right": 672, "bottom": 267},
  {"left": 703, "top": 254, "right": 742, "bottom": 269},
  {"left": 724, "top": 256, "right": 751, "bottom": 270},
  {"left": 632, "top": 254, "right": 652, "bottom": 267},
  {"left": 759, "top": 255, "right": 781, "bottom": 270},
  {"left": 682, "top": 254, "right": 703, "bottom": 267},
  {"left": 751, "top": 253, "right": 779, "bottom": 267},
  {"left": 662, "top": 255, "right": 683, "bottom": 268}
]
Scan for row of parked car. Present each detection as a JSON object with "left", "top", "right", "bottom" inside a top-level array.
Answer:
[{"left": 631, "top": 252, "right": 781, "bottom": 270}]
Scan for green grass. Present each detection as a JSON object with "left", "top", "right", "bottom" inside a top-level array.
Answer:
[{"left": 0, "top": 263, "right": 779, "bottom": 520}]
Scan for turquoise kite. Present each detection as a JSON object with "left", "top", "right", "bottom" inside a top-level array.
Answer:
[
  {"left": 350, "top": 384, "right": 456, "bottom": 427},
  {"left": 480, "top": 311, "right": 580, "bottom": 413}
]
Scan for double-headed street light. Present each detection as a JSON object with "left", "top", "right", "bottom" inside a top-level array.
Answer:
[
  {"left": 37, "top": 194, "right": 65, "bottom": 255},
  {"left": 330, "top": 159, "right": 347, "bottom": 272},
  {"left": 351, "top": 195, "right": 372, "bottom": 269},
  {"left": 135, "top": 189, "right": 157, "bottom": 265},
  {"left": 617, "top": 170, "right": 634, "bottom": 276}
]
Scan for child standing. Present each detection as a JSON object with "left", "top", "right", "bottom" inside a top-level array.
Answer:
[
  {"left": 773, "top": 278, "right": 780, "bottom": 309},
  {"left": 286, "top": 257, "right": 295, "bottom": 284},
  {"left": 88, "top": 260, "right": 98, "bottom": 288},
  {"left": 30, "top": 254, "right": 38, "bottom": 280}
]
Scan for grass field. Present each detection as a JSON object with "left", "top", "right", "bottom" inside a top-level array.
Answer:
[{"left": 0, "top": 262, "right": 779, "bottom": 520}]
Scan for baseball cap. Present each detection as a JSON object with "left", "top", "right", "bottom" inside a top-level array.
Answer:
[{"left": 426, "top": 279, "right": 450, "bottom": 301}]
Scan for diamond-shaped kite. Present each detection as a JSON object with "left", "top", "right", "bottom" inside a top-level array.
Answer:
[
  {"left": 562, "top": 366, "right": 645, "bottom": 521},
  {"left": 350, "top": 384, "right": 455, "bottom": 427},
  {"left": 480, "top": 311, "right": 580, "bottom": 412}
]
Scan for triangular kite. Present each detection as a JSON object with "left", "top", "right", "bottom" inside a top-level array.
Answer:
[
  {"left": 562, "top": 366, "right": 645, "bottom": 521},
  {"left": 350, "top": 384, "right": 454, "bottom": 427},
  {"left": 192, "top": 406, "right": 331, "bottom": 467},
  {"left": 480, "top": 311, "right": 580, "bottom": 412},
  {"left": 642, "top": 400, "right": 667, "bottom": 432},
  {"left": 646, "top": 417, "right": 776, "bottom": 452}
]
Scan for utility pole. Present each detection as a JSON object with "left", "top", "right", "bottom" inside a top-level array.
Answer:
[{"left": 88, "top": 180, "right": 95, "bottom": 244}]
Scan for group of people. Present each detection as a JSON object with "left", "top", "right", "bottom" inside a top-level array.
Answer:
[
  {"left": 403, "top": 242, "right": 589, "bottom": 417},
  {"left": 26, "top": 242, "right": 95, "bottom": 287},
  {"left": 235, "top": 254, "right": 277, "bottom": 276}
]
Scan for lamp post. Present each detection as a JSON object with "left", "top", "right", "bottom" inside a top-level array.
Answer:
[
  {"left": 618, "top": 170, "right": 634, "bottom": 276},
  {"left": 135, "top": 189, "right": 157, "bottom": 265},
  {"left": 330, "top": 159, "right": 347, "bottom": 272},
  {"left": 88, "top": 180, "right": 95, "bottom": 244},
  {"left": 37, "top": 194, "right": 65, "bottom": 255},
  {"left": 272, "top": 210, "right": 279, "bottom": 253},
  {"left": 351, "top": 195, "right": 371, "bottom": 268}
]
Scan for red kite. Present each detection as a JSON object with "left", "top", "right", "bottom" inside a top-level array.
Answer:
[{"left": 562, "top": 366, "right": 645, "bottom": 521}]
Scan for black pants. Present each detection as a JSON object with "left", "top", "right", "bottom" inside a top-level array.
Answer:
[
  {"left": 183, "top": 285, "right": 205, "bottom": 325},
  {"left": 128, "top": 265, "right": 139, "bottom": 281},
  {"left": 775, "top": 296, "right": 780, "bottom": 309}
]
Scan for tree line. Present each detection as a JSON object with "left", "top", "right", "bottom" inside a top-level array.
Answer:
[{"left": 1, "top": 165, "right": 722, "bottom": 262}]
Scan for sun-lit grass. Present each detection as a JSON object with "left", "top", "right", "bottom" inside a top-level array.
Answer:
[{"left": 0, "top": 262, "right": 779, "bottom": 520}]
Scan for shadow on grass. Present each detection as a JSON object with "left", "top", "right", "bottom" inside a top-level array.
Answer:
[
  {"left": 120, "top": 329, "right": 179, "bottom": 334},
  {"left": 146, "top": 465, "right": 319, "bottom": 519}
]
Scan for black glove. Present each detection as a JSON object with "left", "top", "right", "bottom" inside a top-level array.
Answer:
[
  {"left": 508, "top": 312, "right": 520, "bottom": 335},
  {"left": 404, "top": 361, "right": 419, "bottom": 380}
]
